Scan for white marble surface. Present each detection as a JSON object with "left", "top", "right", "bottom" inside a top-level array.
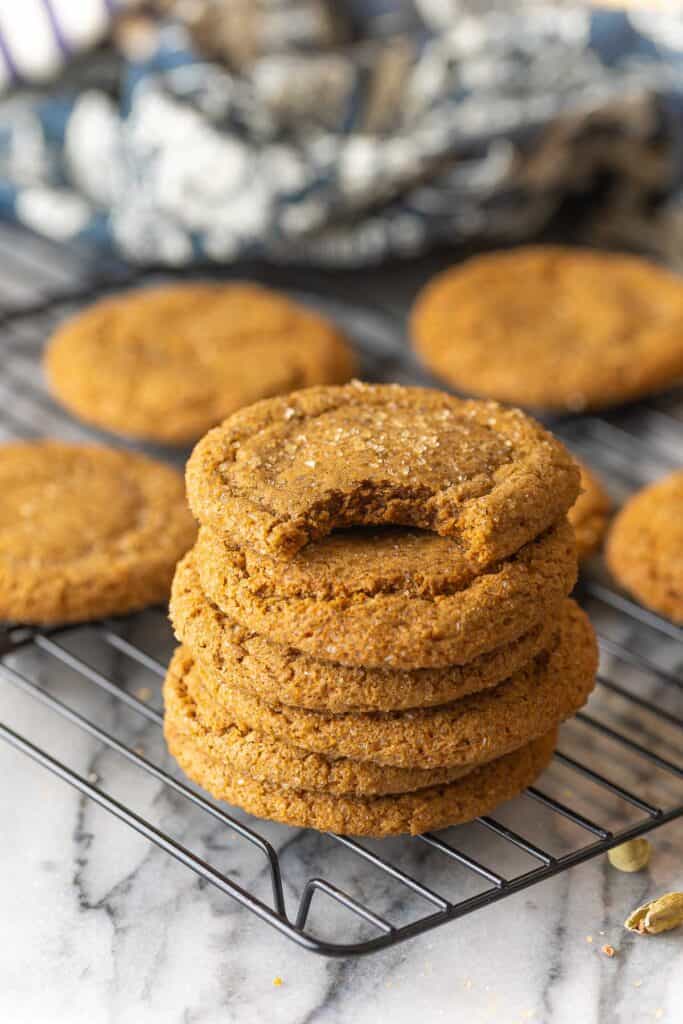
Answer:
[{"left": 0, "top": 649, "right": 681, "bottom": 1024}]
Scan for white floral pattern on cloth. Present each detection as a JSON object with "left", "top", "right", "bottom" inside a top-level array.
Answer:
[{"left": 1, "top": 4, "right": 683, "bottom": 266}]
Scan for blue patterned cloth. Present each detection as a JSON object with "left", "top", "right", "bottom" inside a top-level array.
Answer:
[{"left": 2, "top": 4, "right": 683, "bottom": 267}]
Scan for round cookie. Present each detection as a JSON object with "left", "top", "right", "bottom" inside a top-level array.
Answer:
[
  {"left": 186, "top": 600, "right": 596, "bottom": 770},
  {"left": 194, "top": 518, "right": 578, "bottom": 670},
  {"left": 569, "top": 459, "right": 611, "bottom": 561},
  {"left": 166, "top": 726, "right": 557, "bottom": 836},
  {"left": 411, "top": 246, "right": 683, "bottom": 412},
  {"left": 186, "top": 381, "right": 580, "bottom": 563},
  {"left": 0, "top": 440, "right": 196, "bottom": 624},
  {"left": 606, "top": 470, "right": 683, "bottom": 624},
  {"left": 45, "top": 282, "right": 357, "bottom": 445},
  {"left": 164, "top": 647, "right": 474, "bottom": 796},
  {"left": 170, "top": 551, "right": 560, "bottom": 712}
]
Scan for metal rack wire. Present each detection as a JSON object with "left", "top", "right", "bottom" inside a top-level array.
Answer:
[{"left": 0, "top": 228, "right": 681, "bottom": 957}]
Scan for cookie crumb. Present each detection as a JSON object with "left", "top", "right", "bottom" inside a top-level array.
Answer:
[
  {"left": 585, "top": 935, "right": 593, "bottom": 943},
  {"left": 601, "top": 944, "right": 616, "bottom": 958},
  {"left": 273, "top": 976, "right": 283, "bottom": 988},
  {"left": 136, "top": 686, "right": 152, "bottom": 702}
]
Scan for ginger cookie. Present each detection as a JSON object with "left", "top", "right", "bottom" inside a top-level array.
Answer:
[
  {"left": 194, "top": 518, "right": 577, "bottom": 670},
  {"left": 181, "top": 599, "right": 596, "bottom": 770},
  {"left": 166, "top": 725, "right": 557, "bottom": 836},
  {"left": 0, "top": 440, "right": 196, "bottom": 624},
  {"left": 186, "top": 381, "right": 579, "bottom": 562},
  {"left": 569, "top": 459, "right": 611, "bottom": 561},
  {"left": 164, "top": 647, "right": 474, "bottom": 797},
  {"left": 606, "top": 470, "right": 683, "bottom": 624},
  {"left": 45, "top": 282, "right": 357, "bottom": 445},
  {"left": 411, "top": 247, "right": 683, "bottom": 412},
  {"left": 170, "top": 550, "right": 559, "bottom": 712}
]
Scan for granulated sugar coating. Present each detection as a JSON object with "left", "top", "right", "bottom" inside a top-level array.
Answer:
[{"left": 186, "top": 381, "right": 580, "bottom": 563}]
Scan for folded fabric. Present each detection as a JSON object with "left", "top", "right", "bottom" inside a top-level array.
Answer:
[{"left": 1, "top": 3, "right": 683, "bottom": 267}]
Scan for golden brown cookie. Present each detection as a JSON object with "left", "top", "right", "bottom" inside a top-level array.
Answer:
[
  {"left": 569, "top": 460, "right": 611, "bottom": 561},
  {"left": 0, "top": 440, "right": 196, "bottom": 624},
  {"left": 194, "top": 518, "right": 577, "bottom": 670},
  {"left": 186, "top": 600, "right": 596, "bottom": 770},
  {"left": 411, "top": 247, "right": 683, "bottom": 412},
  {"left": 170, "top": 550, "right": 560, "bottom": 712},
  {"left": 606, "top": 470, "right": 683, "bottom": 624},
  {"left": 166, "top": 725, "right": 557, "bottom": 836},
  {"left": 164, "top": 647, "right": 474, "bottom": 796},
  {"left": 45, "top": 283, "right": 357, "bottom": 445},
  {"left": 186, "top": 381, "right": 580, "bottom": 562}
]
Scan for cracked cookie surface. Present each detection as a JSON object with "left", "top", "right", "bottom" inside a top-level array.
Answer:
[
  {"left": 412, "top": 247, "right": 683, "bottom": 411},
  {"left": 166, "top": 724, "right": 557, "bottom": 836},
  {"left": 194, "top": 518, "right": 577, "bottom": 670},
  {"left": 179, "top": 599, "right": 596, "bottom": 769},
  {"left": 45, "top": 283, "right": 357, "bottom": 445},
  {"left": 0, "top": 440, "right": 196, "bottom": 623},
  {"left": 186, "top": 381, "right": 579, "bottom": 562},
  {"left": 164, "top": 647, "right": 475, "bottom": 796},
  {"left": 170, "top": 550, "right": 559, "bottom": 711}
]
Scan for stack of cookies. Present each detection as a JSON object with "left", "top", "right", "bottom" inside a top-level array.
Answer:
[{"left": 164, "top": 382, "right": 597, "bottom": 836}]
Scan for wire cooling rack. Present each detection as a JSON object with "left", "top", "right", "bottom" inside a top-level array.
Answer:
[{"left": 0, "top": 226, "right": 681, "bottom": 957}]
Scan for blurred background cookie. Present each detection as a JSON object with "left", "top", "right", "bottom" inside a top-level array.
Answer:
[
  {"left": 606, "top": 469, "right": 683, "bottom": 624},
  {"left": 0, "top": 440, "right": 195, "bottom": 624},
  {"left": 569, "top": 459, "right": 611, "bottom": 561},
  {"left": 411, "top": 247, "right": 683, "bottom": 412},
  {"left": 45, "top": 282, "right": 357, "bottom": 446}
]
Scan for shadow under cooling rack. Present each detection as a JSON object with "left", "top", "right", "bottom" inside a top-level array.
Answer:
[{"left": 0, "top": 229, "right": 681, "bottom": 956}]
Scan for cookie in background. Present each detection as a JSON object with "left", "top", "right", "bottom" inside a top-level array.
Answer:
[
  {"left": 411, "top": 246, "right": 683, "bottom": 412},
  {"left": 44, "top": 282, "right": 357, "bottom": 446},
  {"left": 0, "top": 440, "right": 195, "bottom": 624},
  {"left": 569, "top": 459, "right": 612, "bottom": 562},
  {"left": 606, "top": 469, "right": 683, "bottom": 625}
]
